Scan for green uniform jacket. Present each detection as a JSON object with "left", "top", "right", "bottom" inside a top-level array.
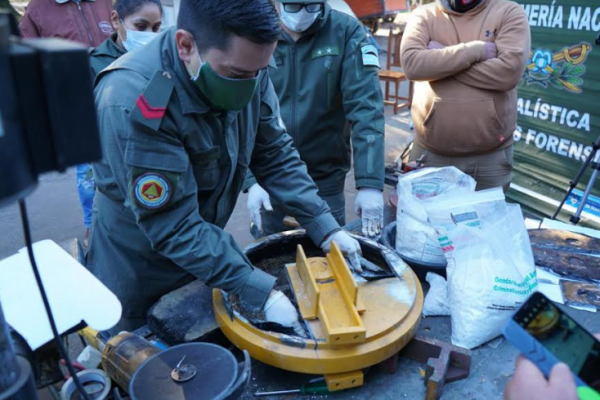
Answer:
[
  {"left": 89, "top": 33, "right": 126, "bottom": 78},
  {"left": 244, "top": 4, "right": 385, "bottom": 196},
  {"left": 87, "top": 29, "right": 340, "bottom": 330}
]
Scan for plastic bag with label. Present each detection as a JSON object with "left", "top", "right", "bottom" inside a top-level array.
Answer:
[
  {"left": 425, "top": 188, "right": 538, "bottom": 349},
  {"left": 395, "top": 167, "right": 476, "bottom": 266}
]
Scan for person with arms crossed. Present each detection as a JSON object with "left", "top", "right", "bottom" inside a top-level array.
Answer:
[{"left": 401, "top": 0, "right": 530, "bottom": 192}]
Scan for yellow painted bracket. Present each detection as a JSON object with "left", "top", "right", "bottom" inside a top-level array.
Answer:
[
  {"left": 327, "top": 243, "right": 358, "bottom": 305},
  {"left": 325, "top": 370, "right": 364, "bottom": 391},
  {"left": 286, "top": 243, "right": 366, "bottom": 345},
  {"left": 294, "top": 245, "right": 320, "bottom": 320}
]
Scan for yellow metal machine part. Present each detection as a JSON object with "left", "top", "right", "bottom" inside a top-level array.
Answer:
[
  {"left": 214, "top": 243, "right": 423, "bottom": 391},
  {"left": 290, "top": 244, "right": 366, "bottom": 345}
]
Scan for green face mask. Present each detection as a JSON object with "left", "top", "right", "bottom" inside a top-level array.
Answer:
[{"left": 190, "top": 52, "right": 258, "bottom": 111}]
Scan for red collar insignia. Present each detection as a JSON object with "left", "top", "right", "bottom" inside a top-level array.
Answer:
[{"left": 136, "top": 94, "right": 166, "bottom": 120}]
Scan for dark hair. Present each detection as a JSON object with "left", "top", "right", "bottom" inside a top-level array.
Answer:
[
  {"left": 177, "top": 0, "right": 281, "bottom": 51},
  {"left": 114, "top": 0, "right": 163, "bottom": 19}
]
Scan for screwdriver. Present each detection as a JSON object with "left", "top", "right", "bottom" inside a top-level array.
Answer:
[{"left": 254, "top": 378, "right": 330, "bottom": 397}]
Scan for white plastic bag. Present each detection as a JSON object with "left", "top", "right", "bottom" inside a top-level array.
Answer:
[
  {"left": 426, "top": 189, "right": 538, "bottom": 349},
  {"left": 422, "top": 272, "right": 450, "bottom": 317},
  {"left": 395, "top": 167, "right": 476, "bottom": 265}
]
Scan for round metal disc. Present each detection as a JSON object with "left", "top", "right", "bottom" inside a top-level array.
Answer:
[
  {"left": 171, "top": 364, "right": 197, "bottom": 382},
  {"left": 129, "top": 343, "right": 238, "bottom": 400}
]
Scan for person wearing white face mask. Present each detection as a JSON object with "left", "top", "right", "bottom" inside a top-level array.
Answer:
[
  {"left": 89, "top": 0, "right": 163, "bottom": 78},
  {"left": 81, "top": 0, "right": 162, "bottom": 250},
  {"left": 244, "top": 1, "right": 386, "bottom": 240}
]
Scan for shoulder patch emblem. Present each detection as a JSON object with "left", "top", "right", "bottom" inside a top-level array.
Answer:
[
  {"left": 133, "top": 172, "right": 171, "bottom": 209},
  {"left": 361, "top": 44, "right": 380, "bottom": 68}
]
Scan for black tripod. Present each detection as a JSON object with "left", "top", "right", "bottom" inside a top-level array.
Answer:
[
  {"left": 552, "top": 134, "right": 600, "bottom": 225},
  {"left": 552, "top": 32, "right": 600, "bottom": 225}
]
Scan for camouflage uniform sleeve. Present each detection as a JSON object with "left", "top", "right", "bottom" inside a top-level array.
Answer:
[
  {"left": 340, "top": 22, "right": 385, "bottom": 191},
  {"left": 250, "top": 73, "right": 340, "bottom": 245},
  {"left": 96, "top": 71, "right": 275, "bottom": 308}
]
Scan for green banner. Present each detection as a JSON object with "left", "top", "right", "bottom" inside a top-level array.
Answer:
[{"left": 511, "top": 0, "right": 600, "bottom": 224}]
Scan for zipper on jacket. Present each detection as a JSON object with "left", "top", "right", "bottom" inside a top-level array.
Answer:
[
  {"left": 74, "top": 0, "right": 94, "bottom": 46},
  {"left": 367, "top": 135, "right": 375, "bottom": 174},
  {"left": 290, "top": 45, "right": 297, "bottom": 144},
  {"left": 325, "top": 56, "right": 333, "bottom": 108}
]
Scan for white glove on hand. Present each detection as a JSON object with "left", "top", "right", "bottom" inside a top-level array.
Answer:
[
  {"left": 247, "top": 184, "right": 272, "bottom": 233},
  {"left": 321, "top": 230, "right": 363, "bottom": 273},
  {"left": 264, "top": 290, "right": 306, "bottom": 337},
  {"left": 354, "top": 188, "right": 384, "bottom": 238}
]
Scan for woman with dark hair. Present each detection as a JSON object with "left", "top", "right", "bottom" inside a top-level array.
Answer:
[
  {"left": 89, "top": 0, "right": 163, "bottom": 77},
  {"left": 77, "top": 0, "right": 162, "bottom": 248}
]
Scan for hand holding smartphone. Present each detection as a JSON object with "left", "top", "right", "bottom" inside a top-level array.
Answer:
[{"left": 503, "top": 292, "right": 600, "bottom": 400}]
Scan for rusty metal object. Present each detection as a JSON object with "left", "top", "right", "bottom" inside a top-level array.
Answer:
[
  {"left": 379, "top": 352, "right": 399, "bottom": 374},
  {"left": 529, "top": 229, "right": 600, "bottom": 255},
  {"left": 399, "top": 336, "right": 472, "bottom": 400},
  {"left": 528, "top": 229, "right": 600, "bottom": 281},
  {"left": 560, "top": 280, "right": 600, "bottom": 309},
  {"left": 533, "top": 249, "right": 600, "bottom": 281}
]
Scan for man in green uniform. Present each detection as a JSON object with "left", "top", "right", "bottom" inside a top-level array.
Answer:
[
  {"left": 244, "top": 0, "right": 386, "bottom": 239},
  {"left": 87, "top": 0, "right": 362, "bottom": 332}
]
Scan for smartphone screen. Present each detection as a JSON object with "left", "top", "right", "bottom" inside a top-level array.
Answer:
[{"left": 513, "top": 292, "right": 600, "bottom": 387}]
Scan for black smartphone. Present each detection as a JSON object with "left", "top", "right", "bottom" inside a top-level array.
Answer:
[{"left": 504, "top": 292, "right": 600, "bottom": 395}]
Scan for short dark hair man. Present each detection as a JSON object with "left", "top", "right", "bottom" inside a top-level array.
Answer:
[{"left": 88, "top": 0, "right": 362, "bottom": 332}]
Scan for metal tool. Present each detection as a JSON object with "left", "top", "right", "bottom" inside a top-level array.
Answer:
[
  {"left": 101, "top": 332, "right": 162, "bottom": 393},
  {"left": 399, "top": 336, "right": 472, "bottom": 400},
  {"left": 254, "top": 378, "right": 330, "bottom": 397},
  {"left": 128, "top": 343, "right": 252, "bottom": 400}
]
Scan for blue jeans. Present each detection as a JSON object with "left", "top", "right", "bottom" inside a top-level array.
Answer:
[{"left": 76, "top": 164, "right": 95, "bottom": 228}]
